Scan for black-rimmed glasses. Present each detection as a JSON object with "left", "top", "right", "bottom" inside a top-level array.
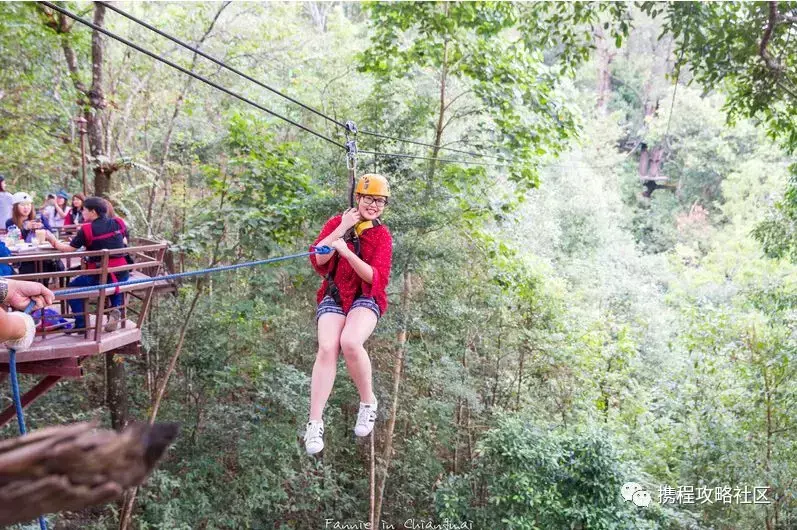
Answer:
[{"left": 360, "top": 196, "right": 388, "bottom": 207}]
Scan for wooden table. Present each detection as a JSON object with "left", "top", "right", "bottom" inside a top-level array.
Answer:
[{"left": 8, "top": 241, "right": 79, "bottom": 285}]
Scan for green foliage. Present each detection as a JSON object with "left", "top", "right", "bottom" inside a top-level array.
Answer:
[
  {"left": 359, "top": 2, "right": 627, "bottom": 189},
  {"left": 752, "top": 166, "right": 797, "bottom": 262},
  {"left": 2, "top": 4, "right": 796, "bottom": 530},
  {"left": 643, "top": 1, "right": 797, "bottom": 153},
  {"left": 0, "top": 3, "right": 82, "bottom": 192},
  {"left": 641, "top": 1, "right": 797, "bottom": 262},
  {"left": 177, "top": 112, "right": 320, "bottom": 261},
  {"left": 436, "top": 415, "right": 663, "bottom": 529}
]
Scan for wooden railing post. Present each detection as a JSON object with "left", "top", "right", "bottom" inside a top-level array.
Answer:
[{"left": 94, "top": 250, "right": 110, "bottom": 341}]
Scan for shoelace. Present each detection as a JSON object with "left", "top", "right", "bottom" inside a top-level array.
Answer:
[
  {"left": 357, "top": 405, "right": 375, "bottom": 426},
  {"left": 305, "top": 422, "right": 323, "bottom": 441}
]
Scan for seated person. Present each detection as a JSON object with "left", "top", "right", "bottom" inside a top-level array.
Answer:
[
  {"left": 6, "top": 192, "right": 51, "bottom": 243},
  {"left": 45, "top": 197, "right": 130, "bottom": 333},
  {"left": 64, "top": 193, "right": 85, "bottom": 225},
  {"left": 6, "top": 192, "right": 61, "bottom": 280}
]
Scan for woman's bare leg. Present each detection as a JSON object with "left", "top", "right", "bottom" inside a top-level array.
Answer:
[
  {"left": 309, "top": 313, "right": 346, "bottom": 421},
  {"left": 339, "top": 308, "right": 378, "bottom": 404}
]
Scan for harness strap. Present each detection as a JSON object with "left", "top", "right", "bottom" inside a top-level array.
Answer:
[
  {"left": 82, "top": 218, "right": 129, "bottom": 297},
  {"left": 86, "top": 258, "right": 127, "bottom": 295},
  {"left": 81, "top": 218, "right": 127, "bottom": 247}
]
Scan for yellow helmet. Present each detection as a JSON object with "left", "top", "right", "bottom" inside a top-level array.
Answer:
[{"left": 355, "top": 173, "right": 390, "bottom": 197}]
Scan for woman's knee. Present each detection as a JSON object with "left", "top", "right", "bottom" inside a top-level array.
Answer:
[
  {"left": 340, "top": 334, "right": 365, "bottom": 358},
  {"left": 316, "top": 342, "right": 339, "bottom": 364}
]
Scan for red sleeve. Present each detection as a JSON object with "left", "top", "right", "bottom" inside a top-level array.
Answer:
[
  {"left": 115, "top": 217, "right": 127, "bottom": 235},
  {"left": 309, "top": 215, "right": 342, "bottom": 276},
  {"left": 65, "top": 211, "right": 73, "bottom": 225},
  {"left": 361, "top": 226, "right": 393, "bottom": 300}
]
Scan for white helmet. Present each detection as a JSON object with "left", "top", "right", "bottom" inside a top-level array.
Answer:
[{"left": 11, "top": 192, "right": 32, "bottom": 205}]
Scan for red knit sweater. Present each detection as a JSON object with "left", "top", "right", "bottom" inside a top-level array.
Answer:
[{"left": 309, "top": 214, "right": 393, "bottom": 315}]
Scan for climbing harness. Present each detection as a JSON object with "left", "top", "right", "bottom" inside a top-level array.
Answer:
[
  {"left": 81, "top": 218, "right": 131, "bottom": 295},
  {"left": 324, "top": 125, "right": 386, "bottom": 304}
]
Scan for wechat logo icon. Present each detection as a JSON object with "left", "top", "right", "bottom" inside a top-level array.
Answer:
[{"left": 622, "top": 482, "right": 651, "bottom": 507}]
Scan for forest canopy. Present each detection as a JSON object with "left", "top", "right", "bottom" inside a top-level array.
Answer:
[{"left": 0, "top": 2, "right": 795, "bottom": 529}]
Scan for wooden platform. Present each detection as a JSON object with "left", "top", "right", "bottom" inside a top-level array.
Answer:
[
  {"left": 0, "top": 319, "right": 140, "bottom": 365},
  {"left": 0, "top": 238, "right": 168, "bottom": 429}
]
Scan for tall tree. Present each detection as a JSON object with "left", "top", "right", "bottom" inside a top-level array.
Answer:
[
  {"left": 642, "top": 1, "right": 797, "bottom": 260},
  {"left": 359, "top": 2, "right": 628, "bottom": 525},
  {"left": 40, "top": 2, "right": 118, "bottom": 196},
  {"left": 39, "top": 2, "right": 132, "bottom": 432}
]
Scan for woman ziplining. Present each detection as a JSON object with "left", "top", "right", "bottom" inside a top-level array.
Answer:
[{"left": 305, "top": 173, "right": 393, "bottom": 455}]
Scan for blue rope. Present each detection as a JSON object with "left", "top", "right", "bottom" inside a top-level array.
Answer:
[
  {"left": 4, "top": 245, "right": 331, "bottom": 530},
  {"left": 8, "top": 301, "right": 47, "bottom": 530},
  {"left": 55, "top": 246, "right": 332, "bottom": 297}
]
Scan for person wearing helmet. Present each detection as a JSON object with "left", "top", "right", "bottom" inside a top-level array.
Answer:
[
  {"left": 6, "top": 192, "right": 51, "bottom": 242},
  {"left": 0, "top": 175, "right": 13, "bottom": 227},
  {"left": 304, "top": 173, "right": 394, "bottom": 455}
]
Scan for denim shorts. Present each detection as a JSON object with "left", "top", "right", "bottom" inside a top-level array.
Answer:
[{"left": 316, "top": 295, "right": 381, "bottom": 321}]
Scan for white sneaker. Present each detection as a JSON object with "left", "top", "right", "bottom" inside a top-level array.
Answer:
[
  {"left": 304, "top": 420, "right": 324, "bottom": 455},
  {"left": 354, "top": 399, "right": 377, "bottom": 437}
]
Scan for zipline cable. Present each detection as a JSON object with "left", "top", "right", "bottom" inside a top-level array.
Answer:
[
  {"left": 44, "top": 2, "right": 637, "bottom": 173},
  {"left": 359, "top": 129, "right": 515, "bottom": 163},
  {"left": 359, "top": 149, "right": 510, "bottom": 168},
  {"left": 97, "top": 2, "right": 516, "bottom": 164},
  {"left": 97, "top": 2, "right": 346, "bottom": 130},
  {"left": 664, "top": 6, "right": 691, "bottom": 142},
  {"left": 40, "top": 1, "right": 345, "bottom": 149},
  {"left": 361, "top": 149, "right": 631, "bottom": 171},
  {"left": 53, "top": 247, "right": 332, "bottom": 298},
  {"left": 93, "top": 2, "right": 540, "bottom": 168},
  {"left": 43, "top": 1, "right": 510, "bottom": 169}
]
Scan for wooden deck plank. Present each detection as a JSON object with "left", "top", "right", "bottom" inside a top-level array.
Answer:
[
  {"left": 0, "top": 358, "right": 82, "bottom": 378},
  {"left": 0, "top": 321, "right": 140, "bottom": 364}
]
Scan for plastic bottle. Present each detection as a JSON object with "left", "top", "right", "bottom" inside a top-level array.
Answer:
[{"left": 7, "top": 226, "right": 21, "bottom": 245}]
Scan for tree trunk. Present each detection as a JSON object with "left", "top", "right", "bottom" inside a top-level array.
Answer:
[
  {"left": 516, "top": 345, "right": 525, "bottom": 411},
  {"left": 427, "top": 38, "right": 449, "bottom": 193},
  {"left": 79, "top": 4, "right": 129, "bottom": 431},
  {"left": 305, "top": 2, "right": 331, "bottom": 32},
  {"left": 374, "top": 267, "right": 411, "bottom": 528},
  {"left": 595, "top": 27, "right": 615, "bottom": 114},
  {"left": 642, "top": 35, "right": 672, "bottom": 119},
  {"left": 764, "top": 365, "right": 774, "bottom": 530},
  {"left": 88, "top": 4, "right": 110, "bottom": 197},
  {"left": 105, "top": 353, "right": 129, "bottom": 431}
]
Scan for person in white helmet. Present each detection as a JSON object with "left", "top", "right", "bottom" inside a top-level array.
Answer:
[
  {"left": 5, "top": 192, "right": 51, "bottom": 242},
  {"left": 6, "top": 192, "right": 61, "bottom": 279}
]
